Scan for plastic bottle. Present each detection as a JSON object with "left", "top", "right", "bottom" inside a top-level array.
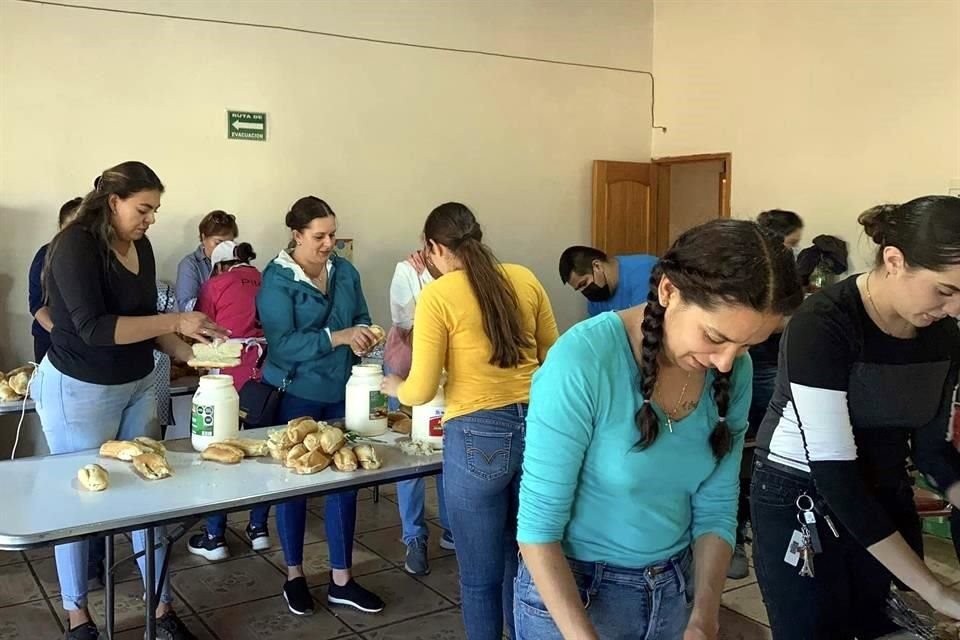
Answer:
[
  {"left": 345, "top": 364, "right": 388, "bottom": 436},
  {"left": 411, "top": 384, "right": 445, "bottom": 448},
  {"left": 191, "top": 375, "right": 240, "bottom": 452}
]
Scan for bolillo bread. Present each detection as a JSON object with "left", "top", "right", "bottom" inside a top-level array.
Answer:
[
  {"left": 354, "top": 444, "right": 381, "bottom": 470},
  {"left": 287, "top": 419, "right": 320, "bottom": 444},
  {"left": 132, "top": 453, "right": 172, "bottom": 480},
  {"left": 134, "top": 436, "right": 166, "bottom": 456},
  {"left": 319, "top": 427, "right": 346, "bottom": 455},
  {"left": 0, "top": 381, "right": 20, "bottom": 402},
  {"left": 221, "top": 438, "right": 269, "bottom": 457},
  {"left": 302, "top": 432, "right": 323, "bottom": 452},
  {"left": 284, "top": 444, "right": 309, "bottom": 468},
  {"left": 294, "top": 449, "right": 331, "bottom": 475},
  {"left": 77, "top": 464, "right": 109, "bottom": 491},
  {"left": 100, "top": 440, "right": 146, "bottom": 461},
  {"left": 201, "top": 443, "right": 245, "bottom": 464},
  {"left": 333, "top": 447, "right": 358, "bottom": 472},
  {"left": 188, "top": 341, "right": 242, "bottom": 368},
  {"left": 7, "top": 372, "right": 31, "bottom": 397}
]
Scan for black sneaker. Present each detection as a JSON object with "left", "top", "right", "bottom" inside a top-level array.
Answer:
[
  {"left": 245, "top": 522, "right": 272, "bottom": 551},
  {"left": 186, "top": 529, "right": 229, "bottom": 561},
  {"left": 64, "top": 621, "right": 99, "bottom": 640},
  {"left": 283, "top": 577, "right": 315, "bottom": 616},
  {"left": 152, "top": 611, "right": 197, "bottom": 640},
  {"left": 327, "top": 575, "right": 385, "bottom": 613}
]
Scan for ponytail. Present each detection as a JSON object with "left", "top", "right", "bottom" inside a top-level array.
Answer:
[{"left": 423, "top": 202, "right": 532, "bottom": 369}]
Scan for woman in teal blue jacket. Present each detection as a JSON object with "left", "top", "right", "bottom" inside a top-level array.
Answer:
[{"left": 256, "top": 196, "right": 384, "bottom": 617}]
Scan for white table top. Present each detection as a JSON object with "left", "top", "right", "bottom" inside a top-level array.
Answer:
[
  {"left": 0, "top": 377, "right": 200, "bottom": 416},
  {"left": 0, "top": 428, "right": 441, "bottom": 550}
]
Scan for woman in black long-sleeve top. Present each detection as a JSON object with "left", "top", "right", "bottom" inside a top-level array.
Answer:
[{"left": 752, "top": 195, "right": 960, "bottom": 638}]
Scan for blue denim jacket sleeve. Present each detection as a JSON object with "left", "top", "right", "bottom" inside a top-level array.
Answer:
[
  {"left": 690, "top": 353, "right": 753, "bottom": 549},
  {"left": 175, "top": 252, "right": 203, "bottom": 312}
]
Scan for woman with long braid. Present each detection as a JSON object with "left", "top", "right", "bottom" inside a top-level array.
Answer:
[{"left": 514, "top": 219, "right": 802, "bottom": 640}]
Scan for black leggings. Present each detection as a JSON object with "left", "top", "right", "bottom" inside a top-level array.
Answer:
[{"left": 750, "top": 459, "right": 922, "bottom": 640}]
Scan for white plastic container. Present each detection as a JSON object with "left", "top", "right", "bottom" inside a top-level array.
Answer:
[
  {"left": 191, "top": 375, "right": 240, "bottom": 452},
  {"left": 345, "top": 364, "right": 388, "bottom": 436},
  {"left": 412, "top": 384, "right": 445, "bottom": 448}
]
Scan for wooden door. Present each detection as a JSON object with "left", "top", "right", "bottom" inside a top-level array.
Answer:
[
  {"left": 591, "top": 160, "right": 656, "bottom": 256},
  {"left": 652, "top": 153, "right": 731, "bottom": 254}
]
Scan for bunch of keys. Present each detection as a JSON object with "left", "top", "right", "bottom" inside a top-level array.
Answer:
[{"left": 785, "top": 493, "right": 840, "bottom": 579}]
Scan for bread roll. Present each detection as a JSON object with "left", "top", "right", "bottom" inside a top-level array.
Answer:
[
  {"left": 189, "top": 341, "right": 242, "bottom": 368},
  {"left": 284, "top": 444, "right": 309, "bottom": 468},
  {"left": 221, "top": 438, "right": 269, "bottom": 457},
  {"left": 77, "top": 464, "right": 109, "bottom": 491},
  {"left": 287, "top": 419, "right": 320, "bottom": 444},
  {"left": 302, "top": 432, "right": 323, "bottom": 452},
  {"left": 354, "top": 444, "right": 381, "bottom": 470},
  {"left": 333, "top": 447, "right": 358, "bottom": 472},
  {"left": 134, "top": 436, "right": 166, "bottom": 456},
  {"left": 294, "top": 449, "right": 331, "bottom": 475},
  {"left": 267, "top": 438, "right": 290, "bottom": 461},
  {"left": 7, "top": 372, "right": 31, "bottom": 397},
  {"left": 319, "top": 427, "right": 346, "bottom": 454},
  {"left": 392, "top": 417, "right": 412, "bottom": 435},
  {"left": 5, "top": 365, "right": 35, "bottom": 380},
  {"left": 202, "top": 443, "right": 245, "bottom": 464},
  {"left": 0, "top": 381, "right": 20, "bottom": 402},
  {"left": 369, "top": 324, "right": 386, "bottom": 345},
  {"left": 132, "top": 453, "right": 172, "bottom": 480},
  {"left": 100, "top": 440, "right": 146, "bottom": 461}
]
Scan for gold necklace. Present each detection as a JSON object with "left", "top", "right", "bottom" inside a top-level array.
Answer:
[
  {"left": 657, "top": 371, "right": 693, "bottom": 433},
  {"left": 865, "top": 272, "right": 910, "bottom": 337}
]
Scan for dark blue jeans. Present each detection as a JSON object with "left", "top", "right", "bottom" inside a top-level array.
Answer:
[
  {"left": 275, "top": 393, "right": 357, "bottom": 569},
  {"left": 443, "top": 403, "right": 526, "bottom": 640}
]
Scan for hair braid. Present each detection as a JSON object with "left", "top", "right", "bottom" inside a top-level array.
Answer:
[
  {"left": 635, "top": 265, "right": 665, "bottom": 449},
  {"left": 709, "top": 371, "right": 733, "bottom": 460}
]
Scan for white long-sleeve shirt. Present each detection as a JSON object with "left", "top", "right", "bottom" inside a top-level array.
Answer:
[{"left": 389, "top": 261, "right": 434, "bottom": 330}]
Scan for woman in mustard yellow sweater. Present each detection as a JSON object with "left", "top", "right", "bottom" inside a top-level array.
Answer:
[{"left": 382, "top": 202, "right": 558, "bottom": 640}]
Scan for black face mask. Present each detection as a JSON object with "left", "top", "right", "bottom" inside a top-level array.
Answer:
[{"left": 581, "top": 282, "right": 612, "bottom": 302}]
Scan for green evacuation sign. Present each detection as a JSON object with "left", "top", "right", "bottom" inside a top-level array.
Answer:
[{"left": 227, "top": 110, "right": 266, "bottom": 141}]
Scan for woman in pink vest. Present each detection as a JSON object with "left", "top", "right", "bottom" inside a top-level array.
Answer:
[
  {"left": 188, "top": 240, "right": 270, "bottom": 560},
  {"left": 196, "top": 241, "right": 264, "bottom": 389}
]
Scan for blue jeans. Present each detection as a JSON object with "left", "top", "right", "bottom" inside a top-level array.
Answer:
[
  {"left": 443, "top": 403, "right": 526, "bottom": 640},
  {"left": 33, "top": 357, "right": 174, "bottom": 610},
  {"left": 205, "top": 508, "right": 270, "bottom": 538},
  {"left": 513, "top": 549, "right": 693, "bottom": 639},
  {"left": 384, "top": 363, "right": 451, "bottom": 543},
  {"left": 275, "top": 393, "right": 356, "bottom": 570},
  {"left": 397, "top": 477, "right": 450, "bottom": 544}
]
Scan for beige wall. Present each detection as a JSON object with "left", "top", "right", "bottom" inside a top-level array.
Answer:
[
  {"left": 0, "top": 0, "right": 653, "bottom": 454},
  {"left": 653, "top": 0, "right": 960, "bottom": 269}
]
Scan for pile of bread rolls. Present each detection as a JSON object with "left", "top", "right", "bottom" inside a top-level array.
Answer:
[
  {"left": 201, "top": 438, "right": 270, "bottom": 464},
  {"left": 99, "top": 437, "right": 172, "bottom": 481},
  {"left": 0, "top": 364, "right": 35, "bottom": 402},
  {"left": 266, "top": 416, "right": 382, "bottom": 475}
]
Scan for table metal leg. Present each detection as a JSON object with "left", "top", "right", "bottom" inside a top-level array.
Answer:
[
  {"left": 144, "top": 527, "right": 156, "bottom": 640},
  {"left": 104, "top": 534, "right": 115, "bottom": 640},
  {"left": 373, "top": 486, "right": 380, "bottom": 503}
]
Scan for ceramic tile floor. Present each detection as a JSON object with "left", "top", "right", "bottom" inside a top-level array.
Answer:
[{"left": 1, "top": 481, "right": 956, "bottom": 639}]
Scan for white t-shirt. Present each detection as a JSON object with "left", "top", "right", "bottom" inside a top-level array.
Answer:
[{"left": 389, "top": 261, "right": 434, "bottom": 330}]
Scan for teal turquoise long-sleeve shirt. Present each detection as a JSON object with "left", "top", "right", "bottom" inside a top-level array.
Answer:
[{"left": 517, "top": 312, "right": 752, "bottom": 567}]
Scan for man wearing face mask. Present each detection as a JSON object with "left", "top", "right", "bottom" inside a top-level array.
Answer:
[{"left": 559, "top": 246, "right": 658, "bottom": 316}]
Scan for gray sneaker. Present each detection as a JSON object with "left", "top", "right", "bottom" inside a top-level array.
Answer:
[
  {"left": 403, "top": 538, "right": 429, "bottom": 576},
  {"left": 727, "top": 543, "right": 749, "bottom": 580}
]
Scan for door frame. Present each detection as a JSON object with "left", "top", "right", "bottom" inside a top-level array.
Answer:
[{"left": 651, "top": 152, "right": 732, "bottom": 254}]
